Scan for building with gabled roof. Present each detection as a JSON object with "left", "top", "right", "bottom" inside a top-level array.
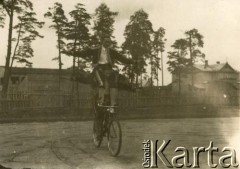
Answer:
[
  {"left": 194, "top": 61, "right": 239, "bottom": 74},
  {"left": 171, "top": 61, "right": 240, "bottom": 103},
  {"left": 192, "top": 61, "right": 239, "bottom": 84}
]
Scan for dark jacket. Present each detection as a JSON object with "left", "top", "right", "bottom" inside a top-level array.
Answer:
[{"left": 76, "top": 46, "right": 133, "bottom": 65}]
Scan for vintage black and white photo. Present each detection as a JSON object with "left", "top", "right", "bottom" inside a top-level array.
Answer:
[{"left": 0, "top": 0, "right": 239, "bottom": 168}]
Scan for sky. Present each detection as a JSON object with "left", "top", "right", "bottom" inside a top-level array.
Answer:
[{"left": 1, "top": 0, "right": 240, "bottom": 85}]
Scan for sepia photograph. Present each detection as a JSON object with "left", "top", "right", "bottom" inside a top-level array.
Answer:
[{"left": 0, "top": 0, "right": 239, "bottom": 168}]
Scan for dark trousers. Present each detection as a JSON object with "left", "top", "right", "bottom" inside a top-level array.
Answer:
[
  {"left": 93, "top": 64, "right": 119, "bottom": 105},
  {"left": 93, "top": 64, "right": 119, "bottom": 137}
]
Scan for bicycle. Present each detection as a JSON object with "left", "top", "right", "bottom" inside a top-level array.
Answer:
[{"left": 92, "top": 94, "right": 122, "bottom": 156}]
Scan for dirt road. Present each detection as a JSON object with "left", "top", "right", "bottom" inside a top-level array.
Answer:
[{"left": 0, "top": 117, "right": 239, "bottom": 169}]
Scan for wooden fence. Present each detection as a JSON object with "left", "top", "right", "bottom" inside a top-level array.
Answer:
[{"left": 0, "top": 91, "right": 239, "bottom": 113}]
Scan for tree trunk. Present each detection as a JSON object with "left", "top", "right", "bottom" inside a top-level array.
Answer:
[
  {"left": 189, "top": 35, "right": 194, "bottom": 87},
  {"left": 150, "top": 56, "right": 153, "bottom": 87},
  {"left": 130, "top": 76, "right": 133, "bottom": 86},
  {"left": 156, "top": 51, "right": 159, "bottom": 87},
  {"left": 57, "top": 26, "right": 62, "bottom": 91},
  {"left": 135, "top": 57, "right": 138, "bottom": 87},
  {"left": 72, "top": 21, "right": 78, "bottom": 93},
  {"left": 76, "top": 56, "right": 80, "bottom": 109},
  {"left": 135, "top": 74, "right": 138, "bottom": 87},
  {"left": 2, "top": 0, "right": 15, "bottom": 98},
  {"left": 178, "top": 72, "right": 181, "bottom": 96},
  {"left": 161, "top": 51, "right": 164, "bottom": 86},
  {"left": 10, "top": 21, "right": 22, "bottom": 69},
  {"left": 129, "top": 65, "right": 133, "bottom": 85}
]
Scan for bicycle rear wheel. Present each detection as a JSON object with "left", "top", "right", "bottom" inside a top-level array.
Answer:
[
  {"left": 107, "top": 119, "right": 122, "bottom": 156},
  {"left": 93, "top": 120, "right": 102, "bottom": 148},
  {"left": 92, "top": 93, "right": 102, "bottom": 148}
]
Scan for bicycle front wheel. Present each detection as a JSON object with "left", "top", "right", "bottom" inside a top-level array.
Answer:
[{"left": 107, "top": 119, "right": 122, "bottom": 156}]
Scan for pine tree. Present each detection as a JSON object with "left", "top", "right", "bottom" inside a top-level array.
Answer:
[
  {"left": 44, "top": 2, "right": 68, "bottom": 71},
  {"left": 44, "top": 2, "right": 68, "bottom": 89},
  {"left": 11, "top": 11, "right": 44, "bottom": 68},
  {"left": 152, "top": 27, "right": 166, "bottom": 86},
  {"left": 0, "top": 5, "right": 5, "bottom": 28},
  {"left": 64, "top": 3, "right": 91, "bottom": 92},
  {"left": 167, "top": 39, "right": 190, "bottom": 96},
  {"left": 65, "top": 3, "right": 91, "bottom": 71},
  {"left": 122, "top": 9, "right": 153, "bottom": 87},
  {"left": 0, "top": 0, "right": 35, "bottom": 98},
  {"left": 185, "top": 29, "right": 205, "bottom": 86},
  {"left": 92, "top": 3, "right": 118, "bottom": 47}
]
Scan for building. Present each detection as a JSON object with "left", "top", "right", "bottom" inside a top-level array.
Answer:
[
  {"left": 172, "top": 61, "right": 240, "bottom": 99},
  {"left": 0, "top": 66, "right": 92, "bottom": 94},
  {"left": 0, "top": 66, "right": 132, "bottom": 94}
]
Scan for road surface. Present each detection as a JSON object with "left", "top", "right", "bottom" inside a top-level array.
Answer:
[{"left": 0, "top": 117, "right": 239, "bottom": 169}]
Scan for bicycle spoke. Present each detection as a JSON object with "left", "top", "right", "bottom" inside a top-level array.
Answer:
[
  {"left": 93, "top": 119, "right": 102, "bottom": 148},
  {"left": 110, "top": 123, "right": 117, "bottom": 138}
]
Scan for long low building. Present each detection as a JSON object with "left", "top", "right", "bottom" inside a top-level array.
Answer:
[
  {"left": 0, "top": 66, "right": 132, "bottom": 95},
  {"left": 0, "top": 66, "right": 92, "bottom": 94}
]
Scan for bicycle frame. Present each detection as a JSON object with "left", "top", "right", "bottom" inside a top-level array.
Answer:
[
  {"left": 102, "top": 106, "right": 117, "bottom": 134},
  {"left": 93, "top": 99, "right": 122, "bottom": 156}
]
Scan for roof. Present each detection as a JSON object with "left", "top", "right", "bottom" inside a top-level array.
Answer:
[
  {"left": 193, "top": 62, "right": 238, "bottom": 73},
  {"left": 194, "top": 63, "right": 225, "bottom": 71}
]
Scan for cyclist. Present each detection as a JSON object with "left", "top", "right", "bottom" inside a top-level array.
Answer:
[{"left": 76, "top": 37, "right": 133, "bottom": 139}]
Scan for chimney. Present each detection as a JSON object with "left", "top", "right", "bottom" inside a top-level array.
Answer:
[
  {"left": 204, "top": 60, "right": 208, "bottom": 68},
  {"left": 216, "top": 61, "right": 220, "bottom": 64}
]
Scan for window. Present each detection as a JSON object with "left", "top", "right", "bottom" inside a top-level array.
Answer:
[{"left": 11, "top": 77, "right": 20, "bottom": 85}]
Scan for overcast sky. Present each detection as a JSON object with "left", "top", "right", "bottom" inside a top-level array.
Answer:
[{"left": 0, "top": 0, "right": 240, "bottom": 84}]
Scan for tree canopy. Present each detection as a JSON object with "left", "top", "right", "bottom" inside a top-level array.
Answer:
[
  {"left": 0, "top": 1, "right": 209, "bottom": 96},
  {"left": 152, "top": 27, "right": 166, "bottom": 86},
  {"left": 64, "top": 3, "right": 91, "bottom": 71},
  {"left": 185, "top": 28, "right": 205, "bottom": 64},
  {"left": 168, "top": 39, "right": 189, "bottom": 73},
  {"left": 185, "top": 28, "right": 205, "bottom": 86},
  {"left": 122, "top": 9, "right": 153, "bottom": 86},
  {"left": 0, "top": 0, "right": 41, "bottom": 97},
  {"left": 44, "top": 2, "right": 68, "bottom": 70},
  {"left": 167, "top": 38, "right": 190, "bottom": 95},
  {"left": 12, "top": 11, "right": 44, "bottom": 67},
  {"left": 0, "top": 5, "right": 5, "bottom": 28},
  {"left": 92, "top": 3, "right": 118, "bottom": 47}
]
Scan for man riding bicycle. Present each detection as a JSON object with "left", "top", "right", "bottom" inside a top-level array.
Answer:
[{"left": 76, "top": 37, "right": 133, "bottom": 139}]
